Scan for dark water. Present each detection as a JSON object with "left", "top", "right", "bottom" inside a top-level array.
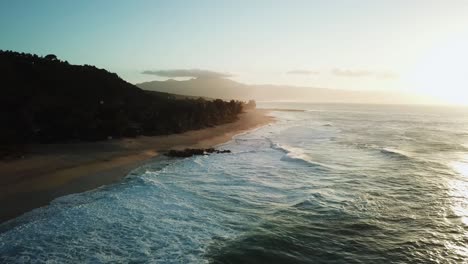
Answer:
[{"left": 1, "top": 103, "right": 467, "bottom": 263}]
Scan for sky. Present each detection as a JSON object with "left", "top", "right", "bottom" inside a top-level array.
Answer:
[{"left": 1, "top": 0, "right": 468, "bottom": 104}]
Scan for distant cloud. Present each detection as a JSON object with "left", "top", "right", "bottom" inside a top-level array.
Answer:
[
  {"left": 142, "top": 69, "right": 232, "bottom": 78},
  {"left": 287, "top": 70, "right": 320, "bottom": 75},
  {"left": 331, "top": 68, "right": 398, "bottom": 79},
  {"left": 331, "top": 68, "right": 373, "bottom": 77}
]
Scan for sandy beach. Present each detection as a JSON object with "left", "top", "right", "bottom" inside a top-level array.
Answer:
[{"left": 0, "top": 109, "right": 273, "bottom": 223}]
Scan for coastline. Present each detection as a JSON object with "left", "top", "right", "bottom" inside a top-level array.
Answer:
[{"left": 0, "top": 109, "right": 274, "bottom": 223}]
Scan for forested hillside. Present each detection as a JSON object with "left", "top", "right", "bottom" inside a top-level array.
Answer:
[{"left": 0, "top": 51, "right": 244, "bottom": 147}]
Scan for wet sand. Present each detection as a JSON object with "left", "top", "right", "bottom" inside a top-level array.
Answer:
[{"left": 0, "top": 109, "right": 273, "bottom": 222}]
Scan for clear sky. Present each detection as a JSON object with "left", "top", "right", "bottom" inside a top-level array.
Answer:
[{"left": 1, "top": 0, "right": 468, "bottom": 104}]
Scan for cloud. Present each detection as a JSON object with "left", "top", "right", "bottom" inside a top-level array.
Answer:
[
  {"left": 287, "top": 70, "right": 320, "bottom": 75},
  {"left": 142, "top": 69, "right": 232, "bottom": 78},
  {"left": 331, "top": 68, "right": 373, "bottom": 77},
  {"left": 331, "top": 68, "right": 398, "bottom": 79}
]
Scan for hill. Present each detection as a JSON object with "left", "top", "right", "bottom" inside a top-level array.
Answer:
[
  {"left": 0, "top": 51, "right": 244, "bottom": 149},
  {"left": 137, "top": 77, "right": 250, "bottom": 101},
  {"left": 137, "top": 78, "right": 432, "bottom": 104}
]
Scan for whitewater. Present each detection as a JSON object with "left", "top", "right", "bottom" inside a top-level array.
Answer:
[{"left": 1, "top": 103, "right": 467, "bottom": 263}]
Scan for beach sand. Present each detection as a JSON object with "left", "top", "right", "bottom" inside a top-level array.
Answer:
[{"left": 0, "top": 109, "right": 273, "bottom": 223}]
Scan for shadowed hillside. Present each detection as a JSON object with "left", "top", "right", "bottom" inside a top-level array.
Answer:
[
  {"left": 138, "top": 78, "right": 433, "bottom": 104},
  {"left": 137, "top": 77, "right": 250, "bottom": 100},
  {"left": 0, "top": 51, "right": 244, "bottom": 149}
]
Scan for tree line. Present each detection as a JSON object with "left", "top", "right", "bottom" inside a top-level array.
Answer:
[{"left": 0, "top": 50, "right": 247, "bottom": 148}]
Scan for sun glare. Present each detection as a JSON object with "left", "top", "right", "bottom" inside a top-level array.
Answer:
[
  {"left": 405, "top": 37, "right": 468, "bottom": 105},
  {"left": 449, "top": 154, "right": 468, "bottom": 227}
]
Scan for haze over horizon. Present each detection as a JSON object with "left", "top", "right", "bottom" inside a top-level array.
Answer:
[{"left": 1, "top": 0, "right": 467, "bottom": 105}]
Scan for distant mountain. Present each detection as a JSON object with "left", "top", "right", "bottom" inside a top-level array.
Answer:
[
  {"left": 0, "top": 51, "right": 244, "bottom": 148},
  {"left": 137, "top": 77, "right": 250, "bottom": 100},
  {"left": 138, "top": 78, "right": 433, "bottom": 104}
]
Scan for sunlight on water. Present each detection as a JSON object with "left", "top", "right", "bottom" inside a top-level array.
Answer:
[
  {"left": 450, "top": 154, "right": 468, "bottom": 226},
  {"left": 451, "top": 160, "right": 468, "bottom": 178},
  {"left": 447, "top": 153, "right": 468, "bottom": 259}
]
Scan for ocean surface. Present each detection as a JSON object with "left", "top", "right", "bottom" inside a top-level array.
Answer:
[{"left": 1, "top": 103, "right": 468, "bottom": 263}]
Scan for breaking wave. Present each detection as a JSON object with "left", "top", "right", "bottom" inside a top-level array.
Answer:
[
  {"left": 380, "top": 147, "right": 413, "bottom": 159},
  {"left": 270, "top": 143, "right": 332, "bottom": 169}
]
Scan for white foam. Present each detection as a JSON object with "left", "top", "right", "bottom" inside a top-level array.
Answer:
[
  {"left": 271, "top": 143, "right": 332, "bottom": 169},
  {"left": 380, "top": 147, "right": 413, "bottom": 159}
]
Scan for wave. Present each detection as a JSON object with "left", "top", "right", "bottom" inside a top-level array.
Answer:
[
  {"left": 348, "top": 142, "right": 415, "bottom": 160},
  {"left": 380, "top": 147, "right": 413, "bottom": 159},
  {"left": 292, "top": 193, "right": 329, "bottom": 210},
  {"left": 270, "top": 143, "right": 332, "bottom": 169}
]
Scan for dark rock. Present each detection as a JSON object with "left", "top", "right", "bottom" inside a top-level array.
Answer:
[
  {"left": 165, "top": 148, "right": 231, "bottom": 158},
  {"left": 205, "top": 148, "right": 216, "bottom": 153}
]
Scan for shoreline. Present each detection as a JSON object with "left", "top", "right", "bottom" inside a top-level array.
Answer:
[{"left": 0, "top": 109, "right": 274, "bottom": 223}]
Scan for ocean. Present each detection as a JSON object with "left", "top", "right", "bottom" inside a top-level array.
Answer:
[{"left": 1, "top": 103, "right": 467, "bottom": 263}]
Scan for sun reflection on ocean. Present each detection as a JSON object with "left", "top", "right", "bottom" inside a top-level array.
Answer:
[
  {"left": 447, "top": 153, "right": 468, "bottom": 259},
  {"left": 451, "top": 157, "right": 468, "bottom": 178},
  {"left": 449, "top": 154, "right": 468, "bottom": 226}
]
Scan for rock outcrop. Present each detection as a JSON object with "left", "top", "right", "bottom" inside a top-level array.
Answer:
[{"left": 165, "top": 148, "right": 231, "bottom": 158}]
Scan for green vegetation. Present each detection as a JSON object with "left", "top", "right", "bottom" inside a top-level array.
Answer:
[{"left": 0, "top": 50, "right": 245, "bottom": 147}]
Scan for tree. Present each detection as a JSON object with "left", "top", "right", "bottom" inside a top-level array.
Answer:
[{"left": 44, "top": 54, "right": 58, "bottom": 61}]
